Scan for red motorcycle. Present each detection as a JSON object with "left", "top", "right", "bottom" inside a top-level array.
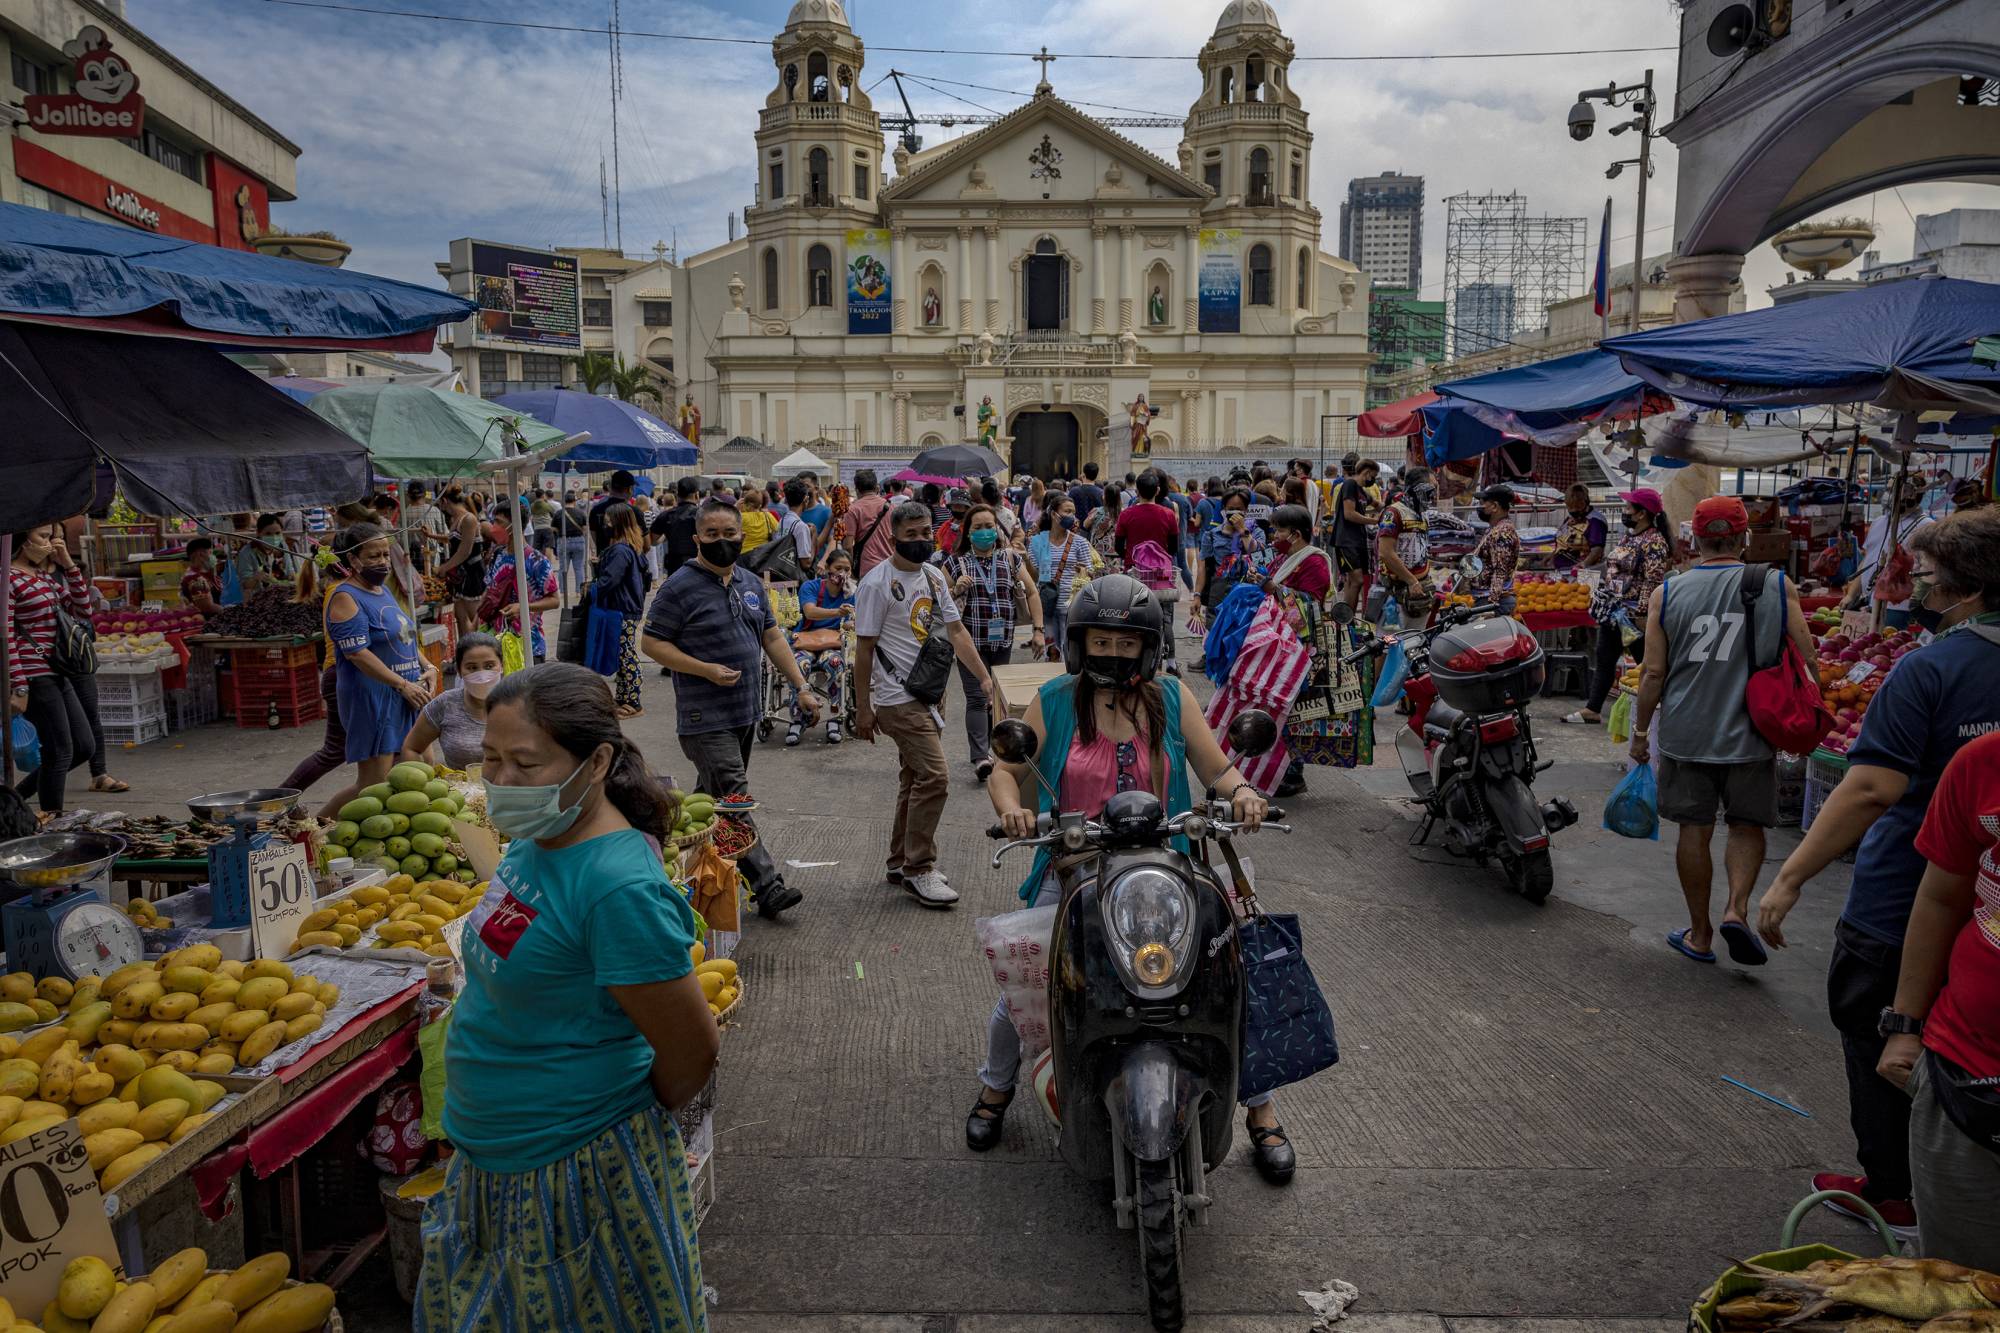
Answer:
[{"left": 1341, "top": 602, "right": 1577, "bottom": 902}]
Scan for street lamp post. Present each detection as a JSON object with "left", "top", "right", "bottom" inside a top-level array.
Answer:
[{"left": 1567, "top": 68, "right": 1656, "bottom": 335}]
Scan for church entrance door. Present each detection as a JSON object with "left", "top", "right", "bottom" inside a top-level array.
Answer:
[
  {"left": 1010, "top": 411, "right": 1079, "bottom": 482},
  {"left": 1025, "top": 253, "right": 1065, "bottom": 331}
]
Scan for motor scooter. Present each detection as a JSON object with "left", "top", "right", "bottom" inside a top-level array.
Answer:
[
  {"left": 1342, "top": 601, "right": 1577, "bottom": 902},
  {"left": 987, "top": 711, "right": 1288, "bottom": 1333}
]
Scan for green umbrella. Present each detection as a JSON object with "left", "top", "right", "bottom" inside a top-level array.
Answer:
[{"left": 307, "top": 383, "right": 566, "bottom": 478}]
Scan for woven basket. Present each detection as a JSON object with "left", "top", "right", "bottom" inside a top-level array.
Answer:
[
  {"left": 668, "top": 822, "right": 715, "bottom": 852},
  {"left": 716, "top": 979, "right": 744, "bottom": 1023}
]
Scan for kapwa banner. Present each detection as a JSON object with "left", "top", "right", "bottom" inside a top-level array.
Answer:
[
  {"left": 846, "top": 229, "right": 892, "bottom": 335},
  {"left": 1198, "top": 229, "right": 1242, "bottom": 334}
]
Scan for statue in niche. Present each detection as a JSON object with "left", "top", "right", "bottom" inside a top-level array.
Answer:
[
  {"left": 1148, "top": 284, "right": 1167, "bottom": 326},
  {"left": 922, "top": 287, "right": 942, "bottom": 327}
]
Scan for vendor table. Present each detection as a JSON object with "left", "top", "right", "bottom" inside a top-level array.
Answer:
[
  {"left": 110, "top": 856, "right": 208, "bottom": 904},
  {"left": 991, "top": 662, "right": 1063, "bottom": 720}
]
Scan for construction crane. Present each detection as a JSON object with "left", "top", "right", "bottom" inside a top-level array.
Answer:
[{"left": 879, "top": 70, "right": 1181, "bottom": 155}]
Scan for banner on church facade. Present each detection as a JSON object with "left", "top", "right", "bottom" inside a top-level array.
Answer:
[
  {"left": 846, "top": 229, "right": 892, "bottom": 335},
  {"left": 1197, "top": 229, "right": 1242, "bottom": 334}
]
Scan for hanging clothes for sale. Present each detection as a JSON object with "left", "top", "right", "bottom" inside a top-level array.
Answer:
[
  {"left": 1277, "top": 591, "right": 1375, "bottom": 770},
  {"left": 1206, "top": 598, "right": 1311, "bottom": 792}
]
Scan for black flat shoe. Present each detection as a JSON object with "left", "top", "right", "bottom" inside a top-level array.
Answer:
[
  {"left": 755, "top": 880, "right": 803, "bottom": 918},
  {"left": 966, "top": 1086, "right": 1015, "bottom": 1152},
  {"left": 1274, "top": 776, "right": 1307, "bottom": 798},
  {"left": 1247, "top": 1121, "right": 1296, "bottom": 1185}
]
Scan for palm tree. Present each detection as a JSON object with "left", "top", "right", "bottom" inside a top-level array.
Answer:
[
  {"left": 576, "top": 350, "right": 617, "bottom": 396},
  {"left": 609, "top": 357, "right": 664, "bottom": 408}
]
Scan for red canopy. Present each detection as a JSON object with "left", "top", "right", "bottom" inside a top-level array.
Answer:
[{"left": 1357, "top": 390, "right": 1438, "bottom": 439}]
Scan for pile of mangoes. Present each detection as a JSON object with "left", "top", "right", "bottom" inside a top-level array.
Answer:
[
  {"left": 689, "top": 941, "right": 739, "bottom": 1021},
  {"left": 121, "top": 898, "right": 173, "bottom": 931},
  {"left": 321, "top": 761, "right": 476, "bottom": 884},
  {"left": 29, "top": 1246, "right": 334, "bottom": 1332},
  {"left": 668, "top": 789, "right": 719, "bottom": 842},
  {"left": 290, "top": 872, "right": 480, "bottom": 958}
]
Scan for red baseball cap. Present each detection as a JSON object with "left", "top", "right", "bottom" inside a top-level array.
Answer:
[
  {"left": 1692, "top": 495, "right": 1750, "bottom": 537},
  {"left": 1617, "top": 487, "right": 1664, "bottom": 515}
]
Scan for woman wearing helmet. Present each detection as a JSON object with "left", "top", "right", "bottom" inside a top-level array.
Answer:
[{"left": 972, "top": 575, "right": 1298, "bottom": 1183}]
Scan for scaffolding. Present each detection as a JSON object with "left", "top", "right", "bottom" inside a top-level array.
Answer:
[{"left": 1442, "top": 192, "right": 1586, "bottom": 361}]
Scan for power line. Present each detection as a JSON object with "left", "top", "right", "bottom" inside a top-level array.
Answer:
[
  {"left": 240, "top": 0, "right": 1674, "bottom": 62},
  {"left": 896, "top": 69, "right": 1180, "bottom": 118}
]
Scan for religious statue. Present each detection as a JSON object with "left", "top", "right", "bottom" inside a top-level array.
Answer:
[
  {"left": 678, "top": 393, "right": 702, "bottom": 444},
  {"left": 976, "top": 395, "right": 997, "bottom": 444},
  {"left": 1148, "top": 284, "right": 1166, "bottom": 326},
  {"left": 922, "top": 286, "right": 942, "bottom": 327},
  {"left": 1126, "top": 394, "right": 1155, "bottom": 461}
]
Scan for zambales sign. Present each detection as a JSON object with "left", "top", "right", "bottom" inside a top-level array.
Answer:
[{"left": 23, "top": 26, "right": 146, "bottom": 139}]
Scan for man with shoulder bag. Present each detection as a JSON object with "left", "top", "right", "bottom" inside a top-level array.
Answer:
[{"left": 853, "top": 504, "right": 996, "bottom": 909}]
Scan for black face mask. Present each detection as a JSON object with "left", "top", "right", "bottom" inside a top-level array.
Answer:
[
  {"left": 699, "top": 538, "right": 740, "bottom": 568},
  {"left": 1409, "top": 484, "right": 1436, "bottom": 507},
  {"left": 1622, "top": 514, "right": 1641, "bottom": 530},
  {"left": 1084, "top": 653, "right": 1143, "bottom": 689},
  {"left": 354, "top": 565, "right": 390, "bottom": 587},
  {"left": 895, "top": 537, "right": 934, "bottom": 564}
]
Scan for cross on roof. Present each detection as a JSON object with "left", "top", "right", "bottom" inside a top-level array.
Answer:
[{"left": 1033, "top": 45, "right": 1056, "bottom": 94}]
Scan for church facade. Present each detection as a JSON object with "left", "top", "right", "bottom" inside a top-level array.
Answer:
[{"left": 676, "top": 0, "right": 1372, "bottom": 479}]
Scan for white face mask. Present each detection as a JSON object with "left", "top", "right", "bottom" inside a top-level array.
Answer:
[{"left": 462, "top": 668, "right": 502, "bottom": 699}]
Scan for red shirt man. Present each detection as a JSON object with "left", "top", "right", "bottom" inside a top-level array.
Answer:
[{"left": 1909, "top": 729, "right": 2000, "bottom": 1084}]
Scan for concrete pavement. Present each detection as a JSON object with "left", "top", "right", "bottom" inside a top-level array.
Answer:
[{"left": 94, "top": 657, "right": 1879, "bottom": 1329}]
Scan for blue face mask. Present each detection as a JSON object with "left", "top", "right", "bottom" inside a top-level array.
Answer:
[
  {"left": 1059, "top": 515, "right": 1077, "bottom": 531},
  {"left": 484, "top": 757, "right": 591, "bottom": 841},
  {"left": 970, "top": 528, "right": 998, "bottom": 552}
]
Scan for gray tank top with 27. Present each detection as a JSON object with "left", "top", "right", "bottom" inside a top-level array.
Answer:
[{"left": 1658, "top": 562, "right": 1786, "bottom": 765}]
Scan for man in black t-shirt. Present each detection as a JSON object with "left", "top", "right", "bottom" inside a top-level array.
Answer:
[
  {"left": 1331, "top": 455, "right": 1380, "bottom": 608},
  {"left": 588, "top": 469, "right": 636, "bottom": 573},
  {"left": 1069, "top": 461, "right": 1106, "bottom": 525},
  {"left": 648, "top": 477, "right": 702, "bottom": 579}
]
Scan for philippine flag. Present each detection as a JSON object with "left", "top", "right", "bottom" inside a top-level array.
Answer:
[{"left": 1592, "top": 198, "right": 1612, "bottom": 318}]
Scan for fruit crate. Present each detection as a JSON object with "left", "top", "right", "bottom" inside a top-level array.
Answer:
[
  {"left": 91, "top": 521, "right": 160, "bottom": 569},
  {"left": 168, "top": 686, "right": 218, "bottom": 732},
  {"left": 224, "top": 658, "right": 321, "bottom": 721},
  {"left": 103, "top": 712, "right": 169, "bottom": 747},
  {"left": 99, "top": 696, "right": 168, "bottom": 730},
  {"left": 229, "top": 641, "right": 320, "bottom": 670},
  {"left": 1801, "top": 748, "right": 1856, "bottom": 860},
  {"left": 235, "top": 692, "right": 325, "bottom": 730},
  {"left": 94, "top": 664, "right": 167, "bottom": 710}
]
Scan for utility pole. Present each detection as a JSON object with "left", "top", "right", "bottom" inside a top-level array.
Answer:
[
  {"left": 1568, "top": 68, "right": 1656, "bottom": 334},
  {"left": 608, "top": 0, "right": 623, "bottom": 252},
  {"left": 1629, "top": 69, "right": 1653, "bottom": 335}
]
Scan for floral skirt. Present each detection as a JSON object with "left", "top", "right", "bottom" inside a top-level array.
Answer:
[
  {"left": 614, "top": 619, "right": 643, "bottom": 711},
  {"left": 415, "top": 1105, "right": 705, "bottom": 1332}
]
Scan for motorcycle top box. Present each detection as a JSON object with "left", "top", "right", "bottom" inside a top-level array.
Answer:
[{"left": 1427, "top": 614, "right": 1546, "bottom": 713}]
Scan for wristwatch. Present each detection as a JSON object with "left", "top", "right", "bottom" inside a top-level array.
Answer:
[{"left": 1877, "top": 1007, "right": 1924, "bottom": 1038}]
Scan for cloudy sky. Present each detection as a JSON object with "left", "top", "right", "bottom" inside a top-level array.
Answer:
[{"left": 128, "top": 0, "right": 1995, "bottom": 311}]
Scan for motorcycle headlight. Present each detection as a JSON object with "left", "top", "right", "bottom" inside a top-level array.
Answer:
[{"left": 1101, "top": 867, "right": 1197, "bottom": 996}]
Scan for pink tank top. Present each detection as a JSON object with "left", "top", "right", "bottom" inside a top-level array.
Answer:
[{"left": 1061, "top": 729, "right": 1157, "bottom": 816}]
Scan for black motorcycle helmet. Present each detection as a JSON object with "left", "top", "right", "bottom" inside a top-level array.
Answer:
[{"left": 1065, "top": 573, "right": 1162, "bottom": 681}]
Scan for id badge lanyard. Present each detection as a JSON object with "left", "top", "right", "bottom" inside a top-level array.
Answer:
[{"left": 975, "top": 555, "right": 1005, "bottom": 646}]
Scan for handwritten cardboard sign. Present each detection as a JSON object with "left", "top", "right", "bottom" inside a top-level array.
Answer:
[
  {"left": 249, "top": 837, "right": 317, "bottom": 960},
  {"left": 1840, "top": 609, "right": 1874, "bottom": 638},
  {"left": 0, "top": 1119, "right": 118, "bottom": 1317}
]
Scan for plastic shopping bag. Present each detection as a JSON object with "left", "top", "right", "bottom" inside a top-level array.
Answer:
[
  {"left": 1378, "top": 597, "right": 1401, "bottom": 630},
  {"left": 1606, "top": 690, "right": 1634, "bottom": 744},
  {"left": 9, "top": 716, "right": 39, "bottom": 776},
  {"left": 974, "top": 904, "right": 1058, "bottom": 1065},
  {"left": 1602, "top": 760, "right": 1660, "bottom": 840},
  {"left": 498, "top": 630, "right": 527, "bottom": 675},
  {"left": 1370, "top": 640, "right": 1409, "bottom": 707}
]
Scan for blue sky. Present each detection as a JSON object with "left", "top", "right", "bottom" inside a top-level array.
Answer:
[{"left": 126, "top": 0, "right": 1995, "bottom": 303}]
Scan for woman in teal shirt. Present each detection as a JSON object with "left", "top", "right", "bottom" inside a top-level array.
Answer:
[{"left": 417, "top": 663, "right": 718, "bottom": 1333}]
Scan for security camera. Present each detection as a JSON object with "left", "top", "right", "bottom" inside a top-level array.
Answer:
[
  {"left": 1606, "top": 162, "right": 1624, "bottom": 180},
  {"left": 1567, "top": 100, "right": 1595, "bottom": 141}
]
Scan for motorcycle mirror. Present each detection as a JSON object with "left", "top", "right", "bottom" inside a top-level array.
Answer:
[
  {"left": 1327, "top": 601, "right": 1355, "bottom": 626},
  {"left": 991, "top": 719, "right": 1040, "bottom": 765},
  {"left": 1227, "top": 709, "right": 1280, "bottom": 758}
]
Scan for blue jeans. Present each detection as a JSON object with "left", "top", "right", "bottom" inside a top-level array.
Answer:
[{"left": 558, "top": 537, "right": 588, "bottom": 598}]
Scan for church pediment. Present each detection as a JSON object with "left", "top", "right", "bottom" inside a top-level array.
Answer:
[{"left": 884, "top": 95, "right": 1207, "bottom": 206}]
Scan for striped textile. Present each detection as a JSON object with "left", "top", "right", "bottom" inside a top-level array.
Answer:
[
  {"left": 6, "top": 565, "right": 88, "bottom": 681},
  {"left": 415, "top": 1104, "right": 705, "bottom": 1332},
  {"left": 1205, "top": 598, "right": 1311, "bottom": 791}
]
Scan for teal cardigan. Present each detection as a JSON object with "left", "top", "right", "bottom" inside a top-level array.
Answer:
[{"left": 1017, "top": 673, "right": 1195, "bottom": 900}]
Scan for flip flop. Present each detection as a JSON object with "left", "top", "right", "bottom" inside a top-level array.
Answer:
[
  {"left": 1667, "top": 928, "right": 1717, "bottom": 963},
  {"left": 90, "top": 776, "right": 130, "bottom": 793},
  {"left": 1557, "top": 711, "right": 1601, "bottom": 725},
  {"left": 1718, "top": 919, "right": 1770, "bottom": 967}
]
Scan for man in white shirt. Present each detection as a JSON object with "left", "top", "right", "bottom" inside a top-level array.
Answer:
[
  {"left": 1850, "top": 495, "right": 1935, "bottom": 628},
  {"left": 853, "top": 502, "right": 995, "bottom": 908}
]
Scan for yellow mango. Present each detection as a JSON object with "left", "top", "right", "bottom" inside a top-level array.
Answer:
[
  {"left": 94, "top": 1045, "right": 145, "bottom": 1083},
  {"left": 288, "top": 974, "right": 318, "bottom": 995},
  {"left": 147, "top": 993, "right": 201, "bottom": 1023},
  {"left": 159, "top": 1299, "right": 237, "bottom": 1333},
  {"left": 697, "top": 972, "right": 724, "bottom": 1001},
  {"left": 112, "top": 982, "right": 164, "bottom": 1021},
  {"left": 697, "top": 959, "right": 738, "bottom": 982},
  {"left": 141, "top": 1024, "right": 207, "bottom": 1053},
  {"left": 99, "top": 962, "right": 156, "bottom": 998},
  {"left": 186, "top": 1004, "right": 237, "bottom": 1035},
  {"left": 218, "top": 1011, "right": 270, "bottom": 1043},
  {"left": 153, "top": 1051, "right": 198, "bottom": 1075},
  {"left": 212, "top": 1254, "right": 289, "bottom": 1313},
  {"left": 34, "top": 976, "right": 72, "bottom": 1007},
  {"left": 0, "top": 1095, "right": 20, "bottom": 1131},
  {"left": 196, "top": 979, "right": 241, "bottom": 1007},
  {"left": 242, "top": 960, "right": 292, "bottom": 985},
  {"left": 19, "top": 1099, "right": 64, "bottom": 1121},
  {"left": 145, "top": 1246, "right": 209, "bottom": 1308},
  {"left": 167, "top": 1112, "right": 210, "bottom": 1144},
  {"left": 175, "top": 1273, "right": 228, "bottom": 1313},
  {"left": 282, "top": 1013, "right": 321, "bottom": 1043},
  {"left": 0, "top": 1066, "right": 37, "bottom": 1102},
  {"left": 387, "top": 902, "right": 421, "bottom": 922},
  {"left": 373, "top": 922, "right": 422, "bottom": 943},
  {"left": 299, "top": 908, "right": 339, "bottom": 934},
  {"left": 690, "top": 939, "right": 705, "bottom": 966},
  {"left": 237, "top": 1023, "right": 288, "bottom": 1066},
  {"left": 384, "top": 872, "right": 417, "bottom": 893},
  {"left": 56, "top": 1255, "right": 116, "bottom": 1319},
  {"left": 231, "top": 1283, "right": 334, "bottom": 1333},
  {"left": 64, "top": 1000, "right": 113, "bottom": 1044},
  {"left": 215, "top": 960, "right": 246, "bottom": 981},
  {"left": 0, "top": 973, "right": 34, "bottom": 1004},
  {"left": 66, "top": 975, "right": 101, "bottom": 1009},
  {"left": 0, "top": 1034, "right": 18, "bottom": 1058},
  {"left": 132, "top": 1098, "right": 188, "bottom": 1143},
  {"left": 270, "top": 993, "right": 316, "bottom": 1023},
  {"left": 233, "top": 979, "right": 288, "bottom": 1013},
  {"left": 315, "top": 983, "right": 340, "bottom": 1008},
  {"left": 89, "top": 1280, "right": 157, "bottom": 1333},
  {"left": 190, "top": 1080, "right": 226, "bottom": 1111},
  {"left": 411, "top": 914, "right": 446, "bottom": 933},
  {"left": 83, "top": 1128, "right": 145, "bottom": 1172},
  {"left": 99, "top": 1142, "right": 165, "bottom": 1192},
  {"left": 18, "top": 1026, "right": 69, "bottom": 1064},
  {"left": 332, "top": 923, "right": 361, "bottom": 946},
  {"left": 45, "top": 1297, "right": 94, "bottom": 1333},
  {"left": 77, "top": 1099, "right": 139, "bottom": 1136},
  {"left": 192, "top": 1052, "right": 234, "bottom": 1076},
  {"left": 25, "top": 999, "right": 55, "bottom": 1023},
  {"left": 352, "top": 885, "right": 390, "bottom": 905},
  {"left": 69, "top": 1070, "right": 114, "bottom": 1105},
  {"left": 173, "top": 944, "right": 223, "bottom": 972},
  {"left": 160, "top": 967, "right": 213, "bottom": 996},
  {"left": 0, "top": 1114, "right": 67, "bottom": 1145},
  {"left": 290, "top": 931, "right": 342, "bottom": 951},
  {"left": 100, "top": 1018, "right": 139, "bottom": 1047}
]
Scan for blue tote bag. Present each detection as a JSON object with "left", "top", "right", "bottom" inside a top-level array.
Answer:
[
  {"left": 1238, "top": 909, "right": 1340, "bottom": 1100},
  {"left": 583, "top": 605, "right": 626, "bottom": 676}
]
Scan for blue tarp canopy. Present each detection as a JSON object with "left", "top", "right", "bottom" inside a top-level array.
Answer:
[
  {"left": 491, "top": 389, "right": 697, "bottom": 470},
  {"left": 1421, "top": 350, "right": 1667, "bottom": 466},
  {"left": 1602, "top": 276, "right": 2000, "bottom": 415},
  {"left": 0, "top": 203, "right": 474, "bottom": 352}
]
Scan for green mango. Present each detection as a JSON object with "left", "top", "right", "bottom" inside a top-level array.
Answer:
[
  {"left": 387, "top": 812, "right": 411, "bottom": 835},
  {"left": 384, "top": 836, "right": 412, "bottom": 861},
  {"left": 359, "top": 814, "right": 396, "bottom": 841},
  {"left": 424, "top": 779, "right": 450, "bottom": 801},
  {"left": 336, "top": 796, "right": 383, "bottom": 823},
  {"left": 360, "top": 782, "right": 395, "bottom": 803},
  {"left": 386, "top": 790, "right": 433, "bottom": 816},
  {"left": 399, "top": 853, "right": 431, "bottom": 878},
  {"left": 409, "top": 832, "right": 446, "bottom": 859},
  {"left": 427, "top": 798, "right": 460, "bottom": 818},
  {"left": 349, "top": 837, "right": 386, "bottom": 859},
  {"left": 454, "top": 868, "right": 477, "bottom": 883},
  {"left": 432, "top": 853, "right": 458, "bottom": 875},
  {"left": 330, "top": 820, "right": 361, "bottom": 846},
  {"left": 389, "top": 762, "right": 434, "bottom": 792},
  {"left": 409, "top": 812, "right": 453, "bottom": 837},
  {"left": 320, "top": 843, "right": 349, "bottom": 867}
]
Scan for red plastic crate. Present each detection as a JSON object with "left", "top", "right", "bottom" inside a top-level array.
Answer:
[
  {"left": 231, "top": 659, "right": 319, "bottom": 693},
  {"left": 235, "top": 693, "right": 325, "bottom": 729},
  {"left": 227, "top": 642, "right": 318, "bottom": 670}
]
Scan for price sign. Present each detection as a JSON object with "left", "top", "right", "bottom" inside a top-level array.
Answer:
[
  {"left": 1841, "top": 610, "right": 1875, "bottom": 638},
  {"left": 249, "top": 837, "right": 317, "bottom": 960},
  {"left": 0, "top": 1119, "right": 118, "bottom": 1317},
  {"left": 1841, "top": 661, "right": 1878, "bottom": 686}
]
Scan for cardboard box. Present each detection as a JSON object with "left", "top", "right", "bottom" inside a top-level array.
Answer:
[{"left": 1745, "top": 532, "right": 1792, "bottom": 564}]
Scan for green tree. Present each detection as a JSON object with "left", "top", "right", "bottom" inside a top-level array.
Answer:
[
  {"left": 576, "top": 350, "right": 618, "bottom": 395},
  {"left": 609, "top": 356, "right": 664, "bottom": 408}
]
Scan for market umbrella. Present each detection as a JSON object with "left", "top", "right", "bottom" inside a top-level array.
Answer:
[
  {"left": 1357, "top": 390, "right": 1439, "bottom": 439},
  {"left": 908, "top": 442, "right": 1005, "bottom": 478},
  {"left": 308, "top": 383, "right": 566, "bottom": 479},
  {"left": 890, "top": 468, "right": 967, "bottom": 489},
  {"left": 0, "top": 202, "right": 474, "bottom": 354},
  {"left": 0, "top": 321, "right": 371, "bottom": 530},
  {"left": 490, "top": 388, "right": 696, "bottom": 469},
  {"left": 1602, "top": 275, "right": 2000, "bottom": 415}
]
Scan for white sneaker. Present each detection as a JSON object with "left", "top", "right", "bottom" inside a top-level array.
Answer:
[{"left": 904, "top": 869, "right": 959, "bottom": 908}]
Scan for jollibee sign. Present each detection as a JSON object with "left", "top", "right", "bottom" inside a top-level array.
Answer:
[{"left": 23, "top": 25, "right": 146, "bottom": 139}]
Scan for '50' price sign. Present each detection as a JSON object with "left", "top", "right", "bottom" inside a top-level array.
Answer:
[
  {"left": 249, "top": 837, "right": 317, "bottom": 960},
  {"left": 0, "top": 1119, "right": 119, "bottom": 1317}
]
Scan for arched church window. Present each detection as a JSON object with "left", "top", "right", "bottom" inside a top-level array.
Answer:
[
  {"left": 1219, "top": 67, "right": 1235, "bottom": 104},
  {"left": 1248, "top": 244, "right": 1274, "bottom": 307},
  {"left": 1296, "top": 246, "right": 1310, "bottom": 308},
  {"left": 1246, "top": 57, "right": 1264, "bottom": 101},
  {"left": 1248, "top": 148, "right": 1272, "bottom": 206},
  {"left": 807, "top": 147, "right": 830, "bottom": 206},
  {"left": 808, "top": 52, "right": 830, "bottom": 103},
  {"left": 807, "top": 244, "right": 834, "bottom": 308},
  {"left": 762, "top": 247, "right": 780, "bottom": 311}
]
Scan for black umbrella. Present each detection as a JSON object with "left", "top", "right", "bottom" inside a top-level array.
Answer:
[{"left": 909, "top": 442, "right": 1006, "bottom": 478}]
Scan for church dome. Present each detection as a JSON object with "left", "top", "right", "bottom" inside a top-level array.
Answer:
[
  {"left": 785, "top": 0, "right": 849, "bottom": 27},
  {"left": 1213, "top": 0, "right": 1280, "bottom": 32}
]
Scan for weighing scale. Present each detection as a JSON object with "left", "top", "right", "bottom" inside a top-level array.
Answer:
[
  {"left": 187, "top": 789, "right": 302, "bottom": 930},
  {"left": 0, "top": 831, "right": 142, "bottom": 981}
]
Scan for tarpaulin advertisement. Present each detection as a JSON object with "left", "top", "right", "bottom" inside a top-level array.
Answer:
[
  {"left": 846, "top": 229, "right": 892, "bottom": 335},
  {"left": 1198, "top": 229, "right": 1242, "bottom": 334}
]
